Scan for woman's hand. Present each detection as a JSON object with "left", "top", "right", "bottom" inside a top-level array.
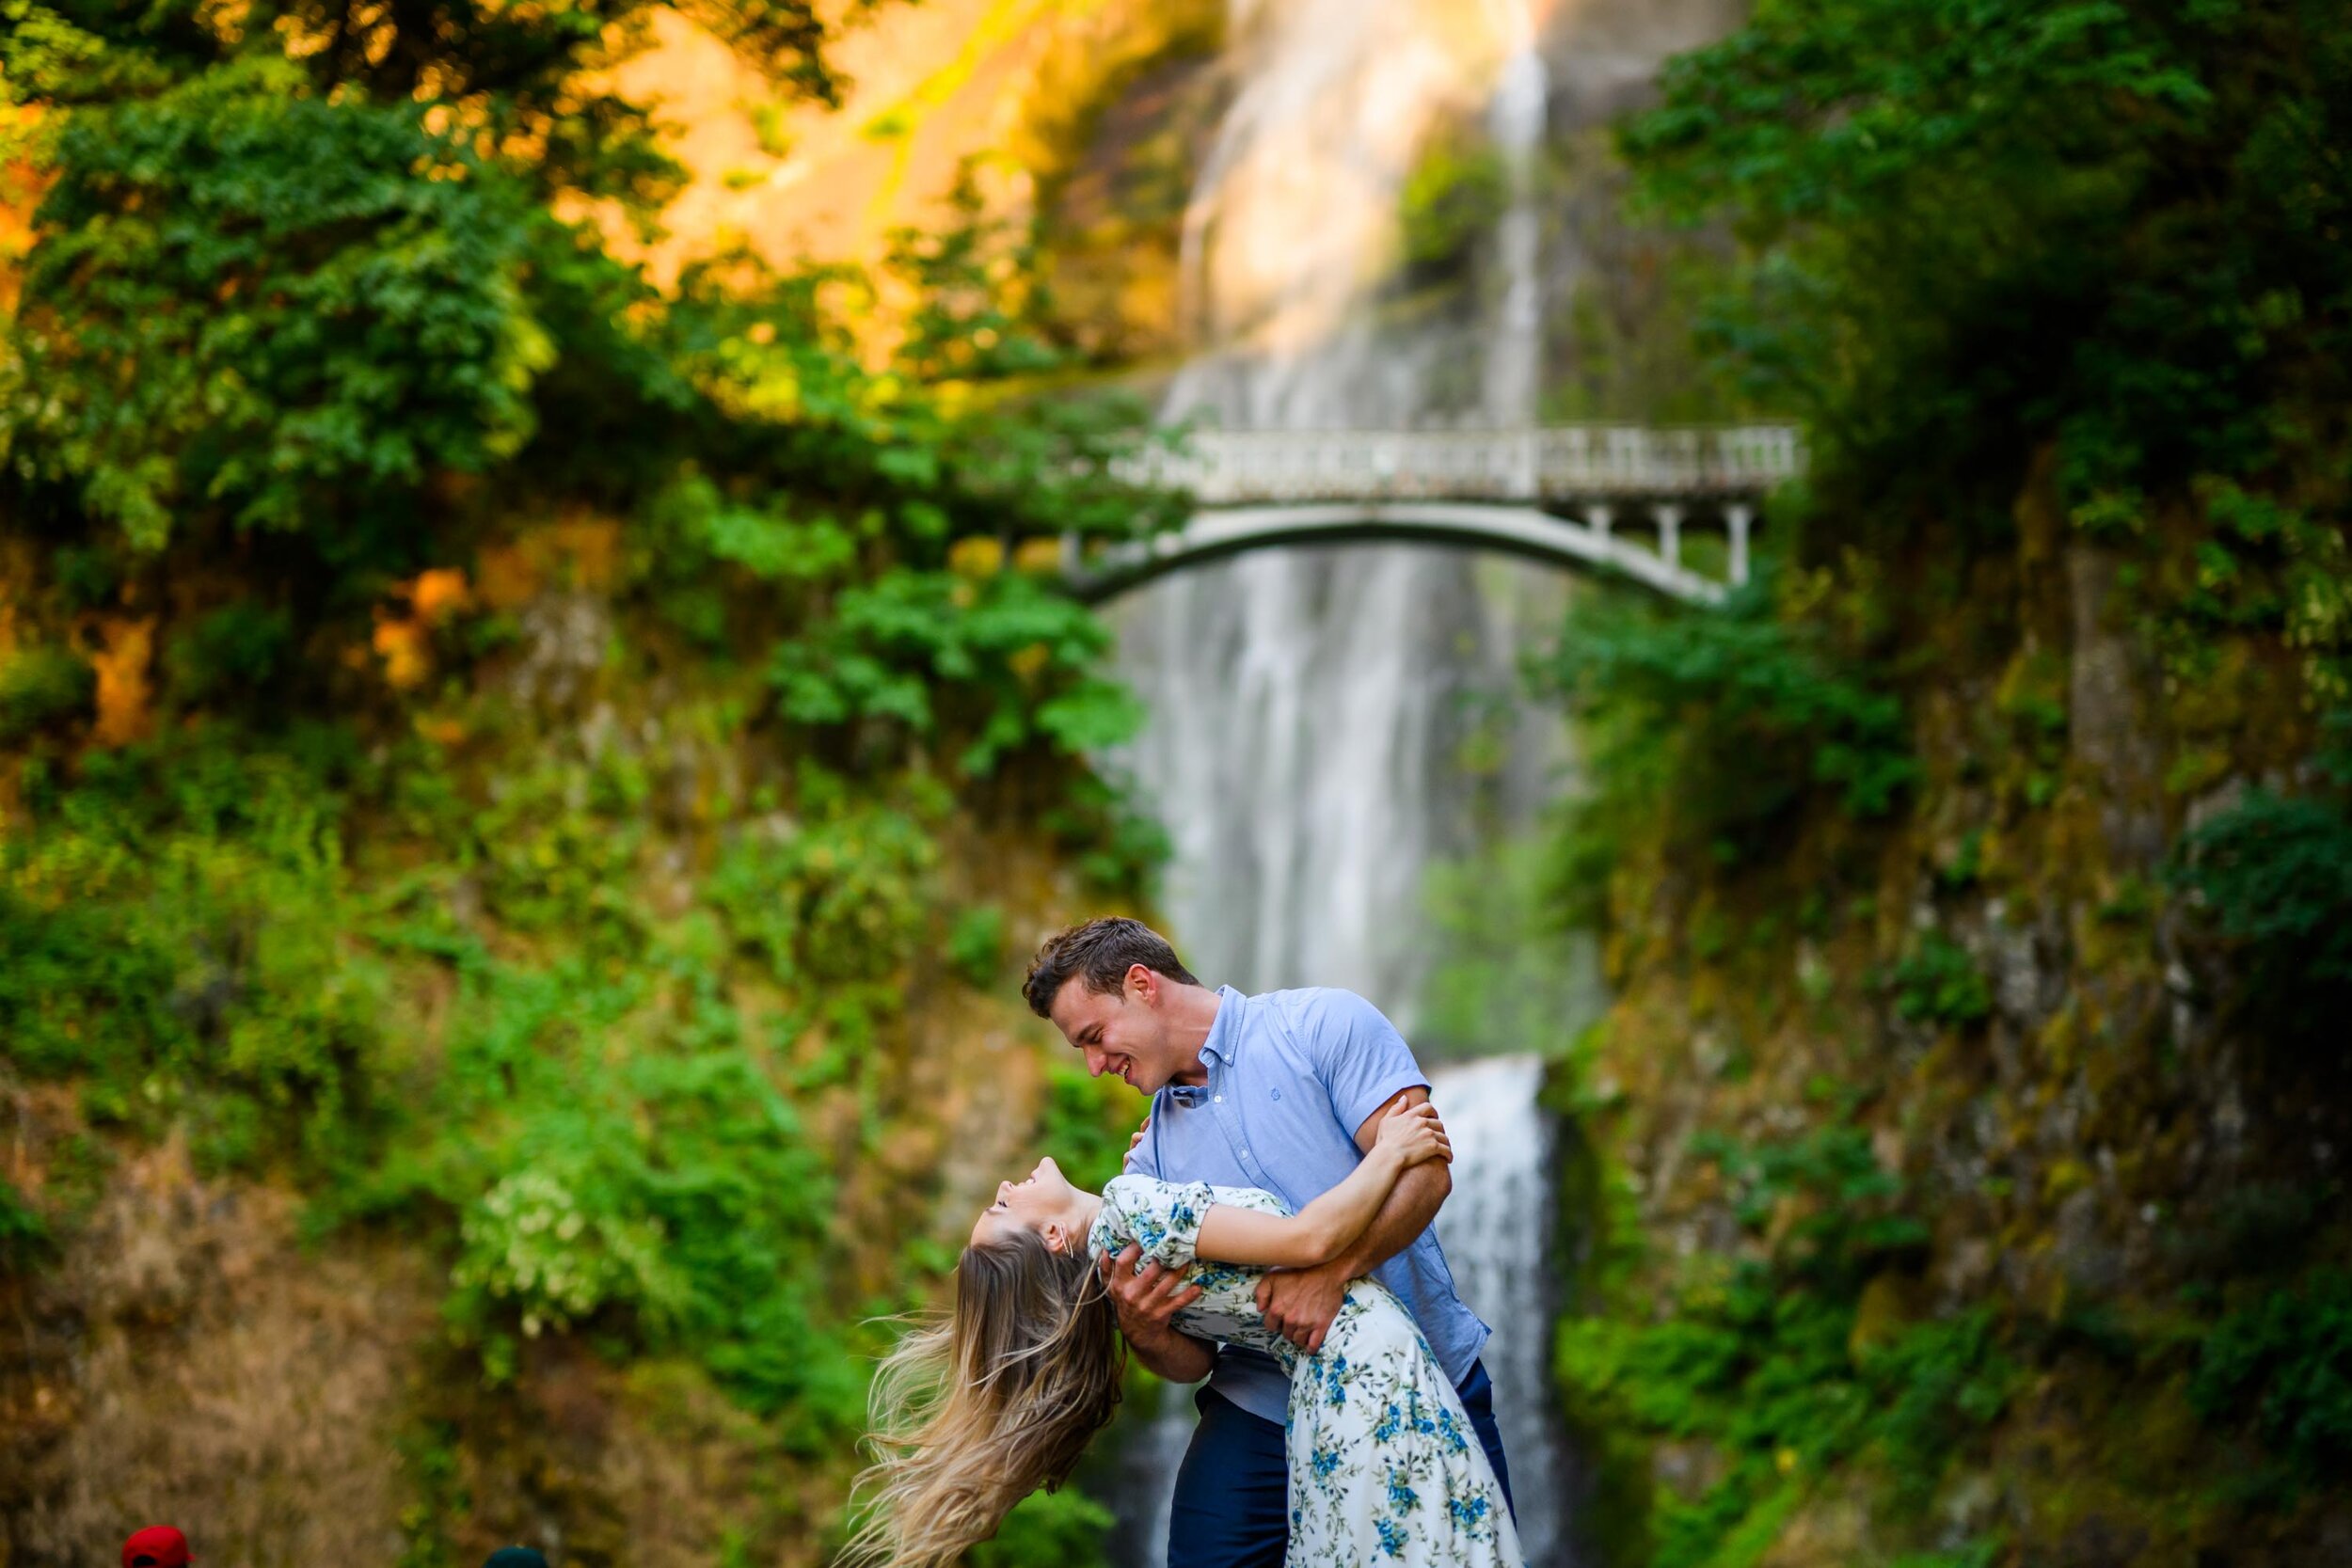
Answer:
[{"left": 1375, "top": 1097, "right": 1452, "bottom": 1168}]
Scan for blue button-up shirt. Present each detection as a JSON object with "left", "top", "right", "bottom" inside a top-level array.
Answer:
[{"left": 1127, "top": 985, "right": 1491, "bottom": 1423}]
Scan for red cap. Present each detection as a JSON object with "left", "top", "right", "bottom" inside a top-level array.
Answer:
[{"left": 123, "top": 1527, "right": 192, "bottom": 1568}]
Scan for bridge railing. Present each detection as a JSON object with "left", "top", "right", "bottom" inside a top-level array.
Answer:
[{"left": 1114, "top": 424, "right": 1803, "bottom": 505}]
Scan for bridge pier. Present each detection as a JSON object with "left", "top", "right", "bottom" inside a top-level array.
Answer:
[
  {"left": 1654, "top": 503, "right": 1683, "bottom": 571},
  {"left": 1726, "top": 503, "right": 1753, "bottom": 587}
]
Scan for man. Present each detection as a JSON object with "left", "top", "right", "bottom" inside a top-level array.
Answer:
[{"left": 1022, "top": 917, "right": 1512, "bottom": 1568}]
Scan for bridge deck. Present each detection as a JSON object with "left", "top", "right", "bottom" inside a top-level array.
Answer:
[
  {"left": 1114, "top": 424, "right": 1801, "bottom": 504},
  {"left": 1070, "top": 424, "right": 1801, "bottom": 607}
]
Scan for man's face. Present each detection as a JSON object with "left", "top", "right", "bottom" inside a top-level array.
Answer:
[{"left": 1049, "top": 966, "right": 1179, "bottom": 1094}]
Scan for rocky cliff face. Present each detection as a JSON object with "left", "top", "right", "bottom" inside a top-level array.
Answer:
[{"left": 1550, "top": 449, "right": 2352, "bottom": 1565}]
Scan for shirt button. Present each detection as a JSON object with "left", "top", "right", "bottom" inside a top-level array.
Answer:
[
  {"left": 1213, "top": 1095, "right": 1223, "bottom": 1103},
  {"left": 1239, "top": 1148, "right": 1249, "bottom": 1159}
]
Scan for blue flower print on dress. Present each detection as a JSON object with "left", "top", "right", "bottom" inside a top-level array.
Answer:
[{"left": 1087, "top": 1175, "right": 1522, "bottom": 1566}]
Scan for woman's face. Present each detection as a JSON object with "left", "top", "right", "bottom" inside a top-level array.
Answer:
[{"left": 969, "top": 1156, "right": 1081, "bottom": 1250}]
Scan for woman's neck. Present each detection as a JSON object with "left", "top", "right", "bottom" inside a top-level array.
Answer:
[{"left": 1073, "top": 1192, "right": 1104, "bottom": 1248}]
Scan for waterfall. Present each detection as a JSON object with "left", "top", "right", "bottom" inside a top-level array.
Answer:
[
  {"left": 1098, "top": 1, "right": 1584, "bottom": 1563},
  {"left": 1428, "top": 1054, "right": 1568, "bottom": 1565}
]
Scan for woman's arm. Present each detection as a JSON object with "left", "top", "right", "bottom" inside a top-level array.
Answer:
[{"left": 1191, "top": 1098, "right": 1450, "bottom": 1270}]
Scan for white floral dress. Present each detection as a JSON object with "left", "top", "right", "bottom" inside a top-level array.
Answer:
[{"left": 1090, "top": 1174, "right": 1524, "bottom": 1568}]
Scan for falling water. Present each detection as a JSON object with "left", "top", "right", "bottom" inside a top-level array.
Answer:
[
  {"left": 1428, "top": 1054, "right": 1568, "bottom": 1561},
  {"left": 1099, "top": 1, "right": 1583, "bottom": 1563}
]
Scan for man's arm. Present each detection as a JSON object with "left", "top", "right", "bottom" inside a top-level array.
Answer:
[
  {"left": 1330, "top": 1132, "right": 1453, "bottom": 1278},
  {"left": 1257, "top": 1086, "right": 1451, "bottom": 1354},
  {"left": 1101, "top": 1243, "right": 1217, "bottom": 1383},
  {"left": 1195, "top": 1101, "right": 1449, "bottom": 1268}
]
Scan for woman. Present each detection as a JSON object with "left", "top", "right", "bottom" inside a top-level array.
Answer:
[{"left": 849, "top": 1097, "right": 1524, "bottom": 1568}]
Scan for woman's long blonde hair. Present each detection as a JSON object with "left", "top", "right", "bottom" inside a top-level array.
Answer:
[{"left": 843, "top": 1227, "right": 1126, "bottom": 1567}]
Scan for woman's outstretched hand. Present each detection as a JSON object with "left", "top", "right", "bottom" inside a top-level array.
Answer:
[{"left": 1375, "top": 1097, "right": 1452, "bottom": 1167}]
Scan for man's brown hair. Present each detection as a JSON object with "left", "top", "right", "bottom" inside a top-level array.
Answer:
[{"left": 1021, "top": 918, "right": 1202, "bottom": 1018}]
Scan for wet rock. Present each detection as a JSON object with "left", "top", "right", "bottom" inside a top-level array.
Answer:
[
  {"left": 2066, "top": 547, "right": 2166, "bottom": 867},
  {"left": 2053, "top": 1185, "right": 2123, "bottom": 1296}
]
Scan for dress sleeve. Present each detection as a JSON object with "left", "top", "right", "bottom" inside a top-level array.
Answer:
[{"left": 1098, "top": 1175, "right": 1216, "bottom": 1272}]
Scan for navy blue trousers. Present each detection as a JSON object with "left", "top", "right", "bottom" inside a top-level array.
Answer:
[{"left": 1163, "top": 1360, "right": 1513, "bottom": 1568}]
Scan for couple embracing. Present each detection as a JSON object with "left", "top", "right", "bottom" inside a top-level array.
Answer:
[{"left": 850, "top": 918, "right": 1525, "bottom": 1568}]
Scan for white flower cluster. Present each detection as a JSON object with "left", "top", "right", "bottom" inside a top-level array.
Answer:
[{"left": 453, "top": 1169, "right": 670, "bottom": 1338}]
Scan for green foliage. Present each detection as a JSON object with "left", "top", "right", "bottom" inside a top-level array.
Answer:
[
  {"left": 13, "top": 57, "right": 552, "bottom": 548},
  {"left": 703, "top": 780, "right": 941, "bottom": 990},
  {"left": 165, "top": 602, "right": 294, "bottom": 708},
  {"left": 1624, "top": 0, "right": 2352, "bottom": 549},
  {"left": 1618, "top": 0, "right": 2352, "bottom": 717},
  {"left": 2191, "top": 1272, "right": 2352, "bottom": 1487},
  {"left": 453, "top": 1165, "right": 686, "bottom": 1343},
  {"left": 4, "top": 8, "right": 1176, "bottom": 782},
  {"left": 0, "top": 642, "right": 96, "bottom": 742},
  {"left": 1543, "top": 575, "right": 1914, "bottom": 895},
  {"left": 435, "top": 1008, "right": 860, "bottom": 1439},
  {"left": 768, "top": 570, "right": 1144, "bottom": 775},
  {"left": 1398, "top": 125, "right": 1509, "bottom": 285},
  {"left": 1554, "top": 4, "right": 2352, "bottom": 1561},
  {"left": 0, "top": 729, "right": 393, "bottom": 1172},
  {"left": 1, "top": 0, "right": 863, "bottom": 157},
  {"left": 1036, "top": 1056, "right": 1136, "bottom": 1195},
  {"left": 2162, "top": 480, "right": 2352, "bottom": 702},
  {"left": 947, "top": 905, "right": 1008, "bottom": 987},
  {"left": 1697, "top": 1124, "right": 1931, "bottom": 1290},
  {"left": 1865, "top": 1311, "right": 2013, "bottom": 1508},
  {"left": 2169, "top": 714, "right": 2352, "bottom": 1047},
  {"left": 1883, "top": 933, "right": 1993, "bottom": 1027},
  {"left": 0, "top": 717, "right": 926, "bottom": 1448},
  {"left": 0, "top": 0, "right": 1170, "bottom": 1544},
  {"left": 1889, "top": 1545, "right": 2002, "bottom": 1568},
  {"left": 1556, "top": 1124, "right": 2005, "bottom": 1567},
  {"left": 972, "top": 1486, "right": 1117, "bottom": 1568},
  {"left": 1043, "top": 769, "right": 1172, "bottom": 897},
  {"left": 0, "top": 1175, "right": 51, "bottom": 1272}
]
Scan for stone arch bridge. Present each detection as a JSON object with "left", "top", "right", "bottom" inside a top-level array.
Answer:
[{"left": 1062, "top": 424, "right": 1803, "bottom": 606}]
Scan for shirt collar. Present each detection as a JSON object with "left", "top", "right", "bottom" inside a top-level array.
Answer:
[
  {"left": 1168, "top": 986, "right": 1244, "bottom": 1104},
  {"left": 1198, "top": 985, "right": 1244, "bottom": 1067}
]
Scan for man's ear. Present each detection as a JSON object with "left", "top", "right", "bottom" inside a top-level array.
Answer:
[{"left": 1127, "top": 962, "right": 1156, "bottom": 1006}]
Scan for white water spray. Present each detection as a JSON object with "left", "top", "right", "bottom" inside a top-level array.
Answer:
[{"left": 1430, "top": 1053, "right": 1569, "bottom": 1564}]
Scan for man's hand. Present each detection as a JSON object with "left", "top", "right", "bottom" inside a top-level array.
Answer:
[
  {"left": 1255, "top": 1262, "right": 1349, "bottom": 1355},
  {"left": 1102, "top": 1242, "right": 1200, "bottom": 1330},
  {"left": 1101, "top": 1243, "right": 1216, "bottom": 1382}
]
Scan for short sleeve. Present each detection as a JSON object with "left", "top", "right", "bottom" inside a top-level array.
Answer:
[
  {"left": 1293, "top": 990, "right": 1429, "bottom": 1142},
  {"left": 1097, "top": 1175, "right": 1215, "bottom": 1272}
]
